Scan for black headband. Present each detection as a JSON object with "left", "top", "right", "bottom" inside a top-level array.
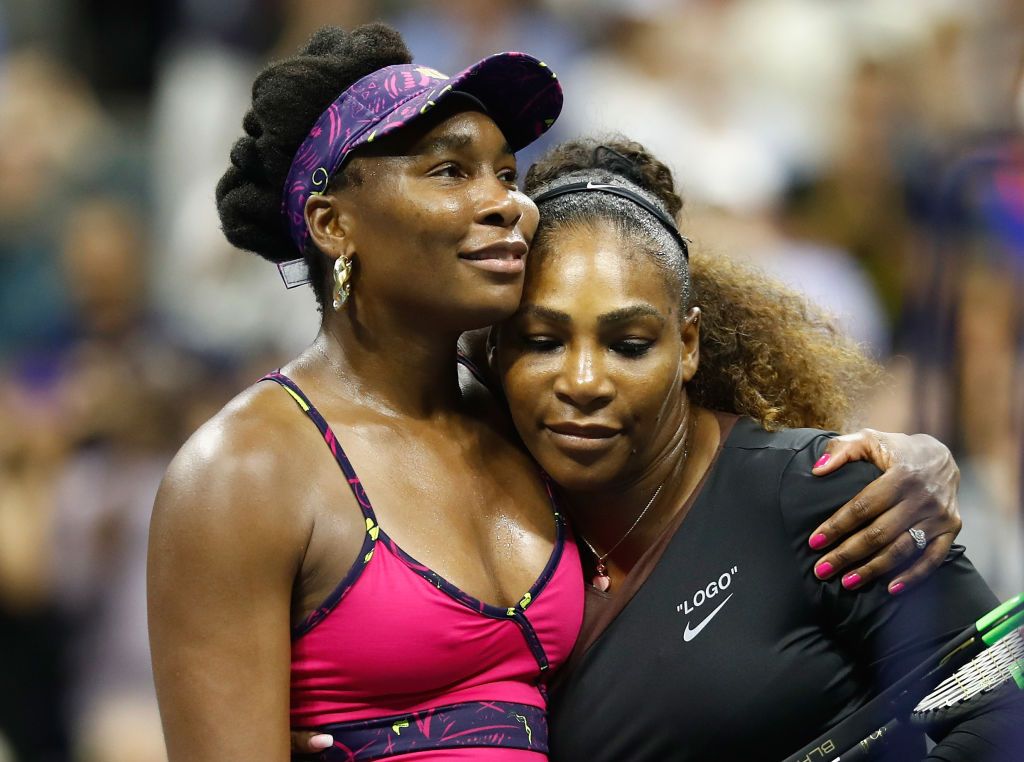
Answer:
[{"left": 531, "top": 181, "right": 689, "bottom": 259}]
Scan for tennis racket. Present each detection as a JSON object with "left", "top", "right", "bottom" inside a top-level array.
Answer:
[{"left": 782, "top": 593, "right": 1024, "bottom": 762}]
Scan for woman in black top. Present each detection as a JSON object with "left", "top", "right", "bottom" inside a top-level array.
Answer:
[{"left": 488, "top": 137, "right": 1021, "bottom": 761}]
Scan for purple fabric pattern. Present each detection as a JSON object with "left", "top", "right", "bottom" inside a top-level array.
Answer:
[
  {"left": 294, "top": 701, "right": 548, "bottom": 761},
  {"left": 281, "top": 53, "right": 562, "bottom": 253}
]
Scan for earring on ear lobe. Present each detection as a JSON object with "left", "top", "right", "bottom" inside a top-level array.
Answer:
[{"left": 332, "top": 255, "right": 353, "bottom": 311}]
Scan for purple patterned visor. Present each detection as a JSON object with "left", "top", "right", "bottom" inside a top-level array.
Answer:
[{"left": 280, "top": 52, "right": 562, "bottom": 259}]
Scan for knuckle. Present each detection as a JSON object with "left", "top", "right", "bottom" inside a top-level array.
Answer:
[
  {"left": 849, "top": 498, "right": 872, "bottom": 521},
  {"left": 866, "top": 524, "right": 888, "bottom": 548},
  {"left": 830, "top": 547, "right": 851, "bottom": 568},
  {"left": 898, "top": 567, "right": 923, "bottom": 586},
  {"left": 821, "top": 518, "right": 841, "bottom": 536}
]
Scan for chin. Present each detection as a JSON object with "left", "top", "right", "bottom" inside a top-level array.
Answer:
[
  {"left": 533, "top": 447, "right": 625, "bottom": 495},
  {"left": 454, "top": 291, "right": 524, "bottom": 330}
]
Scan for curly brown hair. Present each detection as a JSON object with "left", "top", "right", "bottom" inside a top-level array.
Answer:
[{"left": 524, "top": 136, "right": 881, "bottom": 431}]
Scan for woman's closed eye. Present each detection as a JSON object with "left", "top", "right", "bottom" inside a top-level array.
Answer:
[
  {"left": 611, "top": 338, "right": 654, "bottom": 358},
  {"left": 521, "top": 335, "right": 562, "bottom": 352}
]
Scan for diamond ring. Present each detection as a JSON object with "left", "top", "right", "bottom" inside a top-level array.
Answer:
[{"left": 908, "top": 527, "right": 927, "bottom": 551}]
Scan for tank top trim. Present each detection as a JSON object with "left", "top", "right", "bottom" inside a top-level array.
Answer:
[
  {"left": 260, "top": 371, "right": 566, "bottom": 650},
  {"left": 261, "top": 372, "right": 381, "bottom": 638}
]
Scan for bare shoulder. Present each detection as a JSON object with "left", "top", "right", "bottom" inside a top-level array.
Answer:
[
  {"left": 149, "top": 382, "right": 304, "bottom": 760},
  {"left": 151, "top": 382, "right": 313, "bottom": 566}
]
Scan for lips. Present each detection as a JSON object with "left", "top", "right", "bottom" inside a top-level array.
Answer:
[
  {"left": 545, "top": 422, "right": 621, "bottom": 439},
  {"left": 458, "top": 240, "right": 528, "bottom": 274},
  {"left": 544, "top": 421, "right": 622, "bottom": 456}
]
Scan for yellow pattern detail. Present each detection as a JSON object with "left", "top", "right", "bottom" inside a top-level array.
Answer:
[
  {"left": 392, "top": 719, "right": 410, "bottom": 735},
  {"left": 514, "top": 714, "right": 533, "bottom": 745},
  {"left": 364, "top": 549, "right": 374, "bottom": 563},
  {"left": 367, "top": 129, "right": 377, "bottom": 143},
  {"left": 283, "top": 387, "right": 310, "bottom": 412},
  {"left": 365, "top": 517, "right": 380, "bottom": 541},
  {"left": 507, "top": 607, "right": 516, "bottom": 617},
  {"left": 519, "top": 592, "right": 532, "bottom": 610},
  {"left": 415, "top": 66, "right": 449, "bottom": 80}
]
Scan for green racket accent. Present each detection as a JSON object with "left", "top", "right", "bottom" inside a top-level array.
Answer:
[
  {"left": 1011, "top": 662, "right": 1024, "bottom": 691},
  {"left": 977, "top": 593, "right": 1024, "bottom": 631},
  {"left": 982, "top": 611, "right": 1024, "bottom": 647}
]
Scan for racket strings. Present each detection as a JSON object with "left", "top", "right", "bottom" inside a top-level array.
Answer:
[{"left": 913, "top": 628, "right": 1024, "bottom": 715}]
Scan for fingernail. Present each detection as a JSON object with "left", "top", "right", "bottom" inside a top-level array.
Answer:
[
  {"left": 889, "top": 581, "right": 906, "bottom": 596},
  {"left": 813, "top": 453, "right": 831, "bottom": 469},
  {"left": 842, "top": 572, "right": 862, "bottom": 589},
  {"left": 809, "top": 532, "right": 829, "bottom": 550},
  {"left": 815, "top": 561, "right": 834, "bottom": 578},
  {"left": 311, "top": 735, "right": 334, "bottom": 750}
]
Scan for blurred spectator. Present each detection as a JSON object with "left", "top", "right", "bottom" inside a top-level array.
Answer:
[
  {"left": 0, "top": 50, "right": 116, "bottom": 358},
  {"left": 148, "top": 0, "right": 327, "bottom": 361},
  {"left": 392, "top": 0, "right": 583, "bottom": 168},
  {"left": 0, "top": 369, "right": 72, "bottom": 760}
]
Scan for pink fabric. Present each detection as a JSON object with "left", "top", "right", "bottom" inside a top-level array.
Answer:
[
  {"left": 262, "top": 370, "right": 583, "bottom": 758},
  {"left": 290, "top": 526, "right": 583, "bottom": 729}
]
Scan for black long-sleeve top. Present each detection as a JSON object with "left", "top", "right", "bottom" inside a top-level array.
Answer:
[{"left": 549, "top": 416, "right": 1023, "bottom": 761}]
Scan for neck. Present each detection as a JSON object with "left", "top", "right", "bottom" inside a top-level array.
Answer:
[
  {"left": 297, "top": 306, "right": 466, "bottom": 420},
  {"left": 565, "top": 404, "right": 716, "bottom": 573}
]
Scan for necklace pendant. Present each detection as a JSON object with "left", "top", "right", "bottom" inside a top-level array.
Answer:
[{"left": 592, "top": 561, "right": 611, "bottom": 592}]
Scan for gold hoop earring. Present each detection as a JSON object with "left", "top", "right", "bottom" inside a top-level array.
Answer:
[{"left": 332, "top": 255, "right": 353, "bottom": 311}]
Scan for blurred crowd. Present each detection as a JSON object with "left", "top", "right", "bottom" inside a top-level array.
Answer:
[{"left": 0, "top": 1, "right": 1022, "bottom": 760}]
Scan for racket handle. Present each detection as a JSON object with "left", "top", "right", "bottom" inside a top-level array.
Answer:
[{"left": 835, "top": 719, "right": 901, "bottom": 761}]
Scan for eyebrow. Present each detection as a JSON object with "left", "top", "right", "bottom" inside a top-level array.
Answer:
[
  {"left": 598, "top": 305, "right": 665, "bottom": 326},
  {"left": 520, "top": 305, "right": 571, "bottom": 323},
  {"left": 519, "top": 304, "right": 665, "bottom": 326},
  {"left": 417, "top": 132, "right": 513, "bottom": 158}
]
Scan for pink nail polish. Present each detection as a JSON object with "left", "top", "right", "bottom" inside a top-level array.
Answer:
[
  {"left": 809, "top": 533, "right": 829, "bottom": 550},
  {"left": 815, "top": 561, "right": 834, "bottom": 578},
  {"left": 813, "top": 453, "right": 831, "bottom": 469},
  {"left": 889, "top": 582, "right": 906, "bottom": 596},
  {"left": 842, "top": 573, "right": 862, "bottom": 589}
]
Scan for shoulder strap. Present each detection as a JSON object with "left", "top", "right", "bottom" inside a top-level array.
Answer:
[{"left": 260, "top": 372, "right": 378, "bottom": 525}]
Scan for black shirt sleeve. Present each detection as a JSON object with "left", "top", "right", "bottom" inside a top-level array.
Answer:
[{"left": 777, "top": 433, "right": 1020, "bottom": 761}]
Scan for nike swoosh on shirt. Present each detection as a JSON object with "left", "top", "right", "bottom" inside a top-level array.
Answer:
[{"left": 682, "top": 593, "right": 734, "bottom": 642}]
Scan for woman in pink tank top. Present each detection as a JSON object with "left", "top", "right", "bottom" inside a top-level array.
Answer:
[
  {"left": 150, "top": 23, "right": 582, "bottom": 761},
  {"left": 149, "top": 22, "right": 963, "bottom": 762}
]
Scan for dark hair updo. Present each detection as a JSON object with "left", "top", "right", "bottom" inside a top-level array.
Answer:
[
  {"left": 524, "top": 136, "right": 880, "bottom": 431},
  {"left": 215, "top": 24, "right": 412, "bottom": 310}
]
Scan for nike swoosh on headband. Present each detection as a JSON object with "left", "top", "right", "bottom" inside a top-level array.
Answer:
[{"left": 531, "top": 180, "right": 690, "bottom": 259}]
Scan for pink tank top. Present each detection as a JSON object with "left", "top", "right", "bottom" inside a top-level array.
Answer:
[{"left": 262, "top": 370, "right": 584, "bottom": 761}]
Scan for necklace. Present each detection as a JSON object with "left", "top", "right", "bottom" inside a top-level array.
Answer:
[
  {"left": 580, "top": 483, "right": 663, "bottom": 592},
  {"left": 580, "top": 409, "right": 698, "bottom": 592}
]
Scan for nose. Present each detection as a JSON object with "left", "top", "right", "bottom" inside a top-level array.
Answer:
[
  {"left": 475, "top": 175, "right": 524, "bottom": 229},
  {"left": 553, "top": 345, "right": 615, "bottom": 411}
]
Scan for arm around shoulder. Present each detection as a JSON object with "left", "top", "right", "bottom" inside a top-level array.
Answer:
[{"left": 148, "top": 407, "right": 309, "bottom": 761}]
